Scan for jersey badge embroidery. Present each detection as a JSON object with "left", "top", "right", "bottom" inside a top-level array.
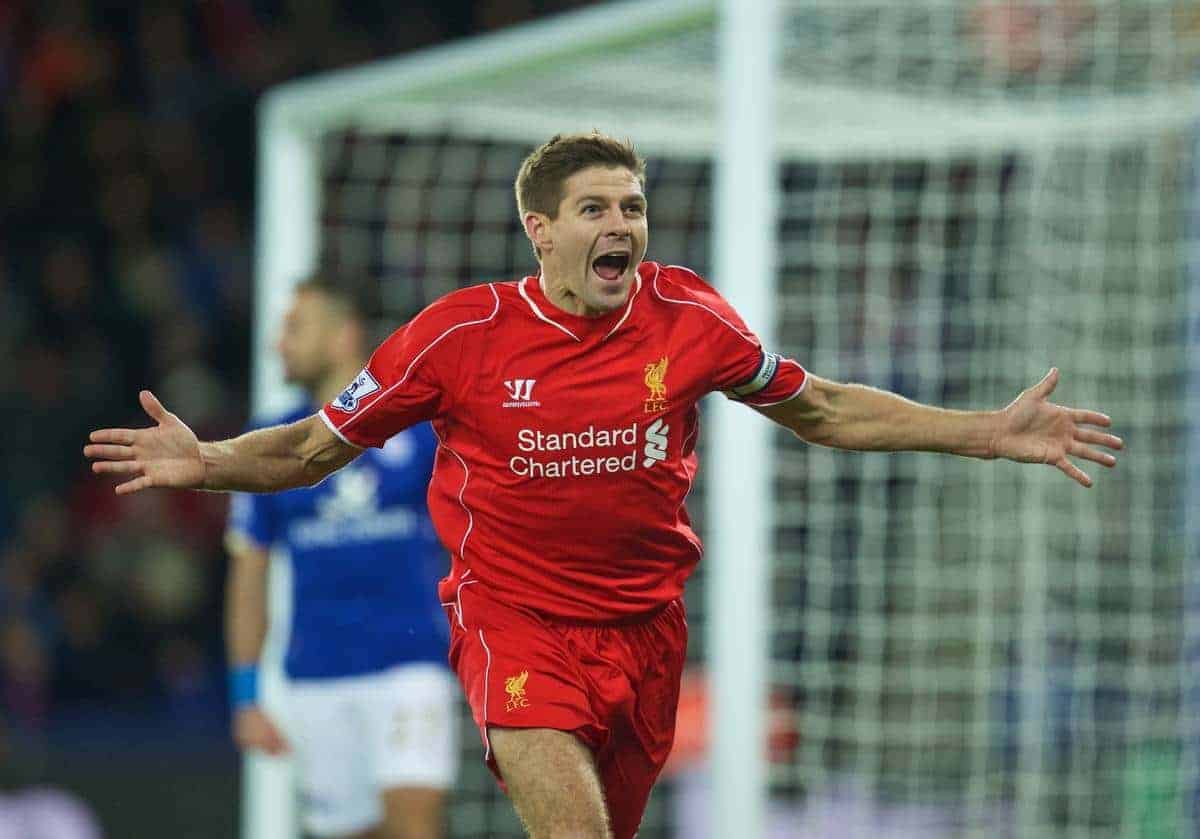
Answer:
[
  {"left": 502, "top": 379, "right": 540, "bottom": 408},
  {"left": 504, "top": 670, "right": 531, "bottom": 711},
  {"left": 643, "top": 356, "right": 670, "bottom": 413},
  {"left": 643, "top": 418, "right": 670, "bottom": 468},
  {"left": 331, "top": 368, "right": 381, "bottom": 412}
]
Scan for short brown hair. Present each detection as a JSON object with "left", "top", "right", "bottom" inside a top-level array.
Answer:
[
  {"left": 515, "top": 132, "right": 646, "bottom": 220},
  {"left": 295, "top": 271, "right": 379, "bottom": 324}
]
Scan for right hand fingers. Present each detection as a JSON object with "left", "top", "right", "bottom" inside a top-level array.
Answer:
[
  {"left": 89, "top": 428, "right": 136, "bottom": 445},
  {"left": 115, "top": 476, "right": 156, "bottom": 495},
  {"left": 85, "top": 444, "right": 137, "bottom": 461},
  {"left": 140, "top": 390, "right": 170, "bottom": 423},
  {"left": 92, "top": 460, "right": 143, "bottom": 475}
]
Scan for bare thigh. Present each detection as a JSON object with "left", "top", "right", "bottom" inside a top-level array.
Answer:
[
  {"left": 379, "top": 786, "right": 446, "bottom": 839},
  {"left": 488, "top": 727, "right": 612, "bottom": 839}
]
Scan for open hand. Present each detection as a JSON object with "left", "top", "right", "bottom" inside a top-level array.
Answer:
[
  {"left": 991, "top": 368, "right": 1123, "bottom": 488},
  {"left": 83, "top": 390, "right": 206, "bottom": 494},
  {"left": 233, "top": 706, "right": 290, "bottom": 756}
]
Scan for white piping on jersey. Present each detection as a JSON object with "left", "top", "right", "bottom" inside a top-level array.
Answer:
[
  {"left": 676, "top": 421, "right": 704, "bottom": 561},
  {"left": 432, "top": 424, "right": 478, "bottom": 575},
  {"left": 518, "top": 277, "right": 582, "bottom": 342},
  {"left": 455, "top": 572, "right": 477, "bottom": 631},
  {"left": 478, "top": 628, "right": 494, "bottom": 763},
  {"left": 602, "top": 273, "right": 643, "bottom": 341},
  {"left": 338, "top": 283, "right": 501, "bottom": 434},
  {"left": 659, "top": 265, "right": 810, "bottom": 399},
  {"left": 517, "top": 274, "right": 644, "bottom": 342},
  {"left": 743, "top": 360, "right": 809, "bottom": 406},
  {"left": 656, "top": 265, "right": 760, "bottom": 351},
  {"left": 318, "top": 408, "right": 362, "bottom": 449}
]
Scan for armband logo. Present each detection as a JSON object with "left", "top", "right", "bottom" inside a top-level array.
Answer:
[
  {"left": 728, "top": 352, "right": 779, "bottom": 400},
  {"left": 332, "top": 368, "right": 381, "bottom": 412}
]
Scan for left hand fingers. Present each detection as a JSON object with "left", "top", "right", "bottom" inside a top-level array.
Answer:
[
  {"left": 1070, "top": 408, "right": 1111, "bottom": 428},
  {"left": 1073, "top": 428, "right": 1123, "bottom": 451},
  {"left": 1068, "top": 441, "right": 1117, "bottom": 468},
  {"left": 1054, "top": 457, "right": 1093, "bottom": 488}
]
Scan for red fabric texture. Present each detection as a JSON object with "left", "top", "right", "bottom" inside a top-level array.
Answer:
[
  {"left": 323, "top": 262, "right": 807, "bottom": 621},
  {"left": 445, "top": 581, "right": 688, "bottom": 839}
]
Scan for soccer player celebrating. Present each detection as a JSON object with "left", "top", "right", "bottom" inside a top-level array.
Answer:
[
  {"left": 85, "top": 133, "right": 1123, "bottom": 839},
  {"left": 224, "top": 276, "right": 457, "bottom": 839}
]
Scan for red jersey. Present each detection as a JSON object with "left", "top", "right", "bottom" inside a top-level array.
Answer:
[{"left": 320, "top": 262, "right": 807, "bottom": 621}]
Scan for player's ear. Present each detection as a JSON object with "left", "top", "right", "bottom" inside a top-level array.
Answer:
[{"left": 523, "top": 211, "right": 552, "bottom": 256}]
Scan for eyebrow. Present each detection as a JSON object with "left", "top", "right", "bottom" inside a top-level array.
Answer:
[{"left": 576, "top": 194, "right": 647, "bottom": 206}]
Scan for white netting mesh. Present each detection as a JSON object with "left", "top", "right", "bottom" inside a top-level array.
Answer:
[{"left": 264, "top": 1, "right": 1200, "bottom": 836}]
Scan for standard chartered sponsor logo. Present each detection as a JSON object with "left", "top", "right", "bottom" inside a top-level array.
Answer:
[
  {"left": 509, "top": 422, "right": 670, "bottom": 479},
  {"left": 642, "top": 418, "right": 669, "bottom": 468}
]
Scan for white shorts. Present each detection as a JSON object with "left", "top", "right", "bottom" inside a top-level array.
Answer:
[{"left": 283, "top": 663, "right": 460, "bottom": 837}]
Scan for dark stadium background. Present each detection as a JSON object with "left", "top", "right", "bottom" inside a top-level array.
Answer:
[{"left": 0, "top": 2, "right": 595, "bottom": 835}]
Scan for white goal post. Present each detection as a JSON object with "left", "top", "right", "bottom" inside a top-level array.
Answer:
[{"left": 252, "top": 1, "right": 1200, "bottom": 837}]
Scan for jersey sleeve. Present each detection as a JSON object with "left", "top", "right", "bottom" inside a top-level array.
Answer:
[
  {"left": 320, "top": 285, "right": 499, "bottom": 448},
  {"left": 662, "top": 266, "right": 809, "bottom": 406}
]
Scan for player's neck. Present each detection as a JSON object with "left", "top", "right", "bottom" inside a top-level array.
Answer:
[
  {"left": 538, "top": 272, "right": 612, "bottom": 319},
  {"left": 315, "top": 362, "right": 366, "bottom": 408}
]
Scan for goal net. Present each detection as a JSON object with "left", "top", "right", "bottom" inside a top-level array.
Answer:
[{"left": 253, "top": 1, "right": 1200, "bottom": 836}]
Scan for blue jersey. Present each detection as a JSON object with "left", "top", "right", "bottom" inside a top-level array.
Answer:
[{"left": 227, "top": 407, "right": 448, "bottom": 680}]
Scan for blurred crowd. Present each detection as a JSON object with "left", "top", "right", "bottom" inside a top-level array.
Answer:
[{"left": 0, "top": 0, "right": 589, "bottom": 735}]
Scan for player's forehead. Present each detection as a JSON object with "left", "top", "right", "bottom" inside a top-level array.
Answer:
[
  {"left": 560, "top": 165, "right": 645, "bottom": 206},
  {"left": 288, "top": 287, "right": 335, "bottom": 322}
]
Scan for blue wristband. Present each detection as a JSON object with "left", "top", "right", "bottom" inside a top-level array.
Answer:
[{"left": 228, "top": 665, "right": 259, "bottom": 710}]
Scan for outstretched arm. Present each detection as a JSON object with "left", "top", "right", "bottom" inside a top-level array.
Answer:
[
  {"left": 755, "top": 368, "right": 1122, "bottom": 488},
  {"left": 84, "top": 390, "right": 360, "bottom": 494}
]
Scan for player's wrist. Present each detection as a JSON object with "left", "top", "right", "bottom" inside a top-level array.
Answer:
[
  {"left": 228, "top": 663, "right": 259, "bottom": 710},
  {"left": 983, "top": 408, "right": 1008, "bottom": 461},
  {"left": 198, "top": 441, "right": 219, "bottom": 490}
]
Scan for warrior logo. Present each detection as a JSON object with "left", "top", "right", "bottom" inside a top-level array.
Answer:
[{"left": 502, "top": 379, "right": 540, "bottom": 408}]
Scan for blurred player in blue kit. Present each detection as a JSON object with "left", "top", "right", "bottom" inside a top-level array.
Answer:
[{"left": 224, "top": 275, "right": 457, "bottom": 839}]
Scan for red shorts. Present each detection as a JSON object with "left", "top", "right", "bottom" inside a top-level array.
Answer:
[{"left": 443, "top": 578, "right": 687, "bottom": 839}]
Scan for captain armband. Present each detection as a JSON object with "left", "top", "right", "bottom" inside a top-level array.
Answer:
[{"left": 723, "top": 351, "right": 780, "bottom": 402}]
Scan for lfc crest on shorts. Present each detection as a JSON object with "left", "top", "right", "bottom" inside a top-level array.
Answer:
[
  {"left": 644, "top": 356, "right": 669, "bottom": 413},
  {"left": 505, "top": 670, "right": 530, "bottom": 712}
]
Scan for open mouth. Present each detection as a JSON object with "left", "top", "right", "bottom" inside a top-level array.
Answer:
[{"left": 592, "top": 252, "right": 631, "bottom": 282}]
